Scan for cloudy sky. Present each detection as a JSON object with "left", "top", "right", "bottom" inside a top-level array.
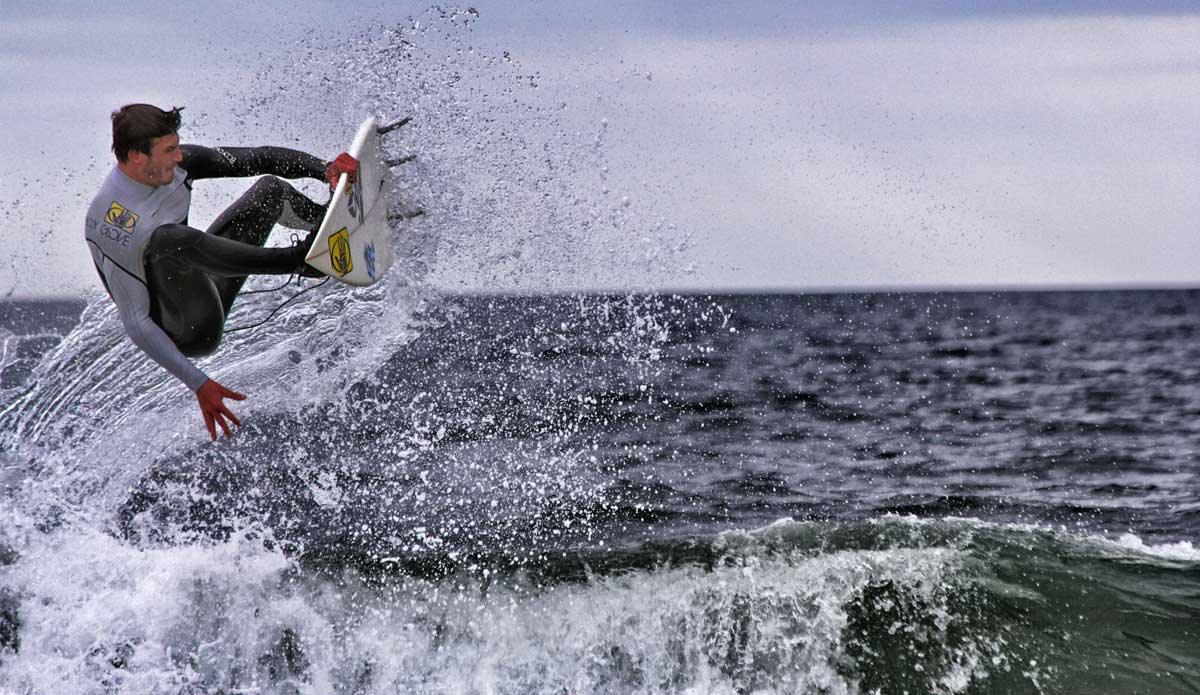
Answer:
[{"left": 2, "top": 1, "right": 1198, "bottom": 297}]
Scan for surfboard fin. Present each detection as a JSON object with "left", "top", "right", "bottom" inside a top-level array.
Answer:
[
  {"left": 377, "top": 117, "right": 411, "bottom": 135},
  {"left": 384, "top": 155, "right": 416, "bottom": 167},
  {"left": 389, "top": 209, "right": 425, "bottom": 222}
]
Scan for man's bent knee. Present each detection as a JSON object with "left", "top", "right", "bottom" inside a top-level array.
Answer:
[
  {"left": 249, "top": 175, "right": 288, "bottom": 197},
  {"left": 176, "top": 329, "right": 224, "bottom": 358},
  {"left": 169, "top": 302, "right": 226, "bottom": 357}
]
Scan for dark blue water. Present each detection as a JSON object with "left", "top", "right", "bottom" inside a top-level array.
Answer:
[{"left": 1, "top": 290, "right": 1197, "bottom": 694}]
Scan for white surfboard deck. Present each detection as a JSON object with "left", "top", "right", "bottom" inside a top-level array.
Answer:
[{"left": 304, "top": 116, "right": 394, "bottom": 286}]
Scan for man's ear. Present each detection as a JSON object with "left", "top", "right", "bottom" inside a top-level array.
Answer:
[{"left": 125, "top": 149, "right": 148, "bottom": 166}]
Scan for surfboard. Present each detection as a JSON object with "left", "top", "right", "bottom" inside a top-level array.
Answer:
[{"left": 304, "top": 116, "right": 395, "bottom": 286}]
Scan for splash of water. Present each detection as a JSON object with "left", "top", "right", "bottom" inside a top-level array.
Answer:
[{"left": 1, "top": 7, "right": 700, "bottom": 526}]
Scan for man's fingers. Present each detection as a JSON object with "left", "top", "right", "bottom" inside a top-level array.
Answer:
[
  {"left": 216, "top": 412, "right": 233, "bottom": 439},
  {"left": 204, "top": 411, "right": 217, "bottom": 441},
  {"left": 197, "top": 379, "right": 246, "bottom": 442},
  {"left": 221, "top": 386, "right": 246, "bottom": 401},
  {"left": 220, "top": 404, "right": 242, "bottom": 429}
]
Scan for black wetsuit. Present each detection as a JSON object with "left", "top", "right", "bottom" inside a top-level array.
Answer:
[{"left": 84, "top": 146, "right": 327, "bottom": 391}]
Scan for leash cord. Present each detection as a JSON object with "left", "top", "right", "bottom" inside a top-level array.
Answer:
[{"left": 226, "top": 276, "right": 331, "bottom": 333}]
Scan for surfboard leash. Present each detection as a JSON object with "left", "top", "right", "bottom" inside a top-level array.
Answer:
[{"left": 225, "top": 275, "right": 331, "bottom": 334}]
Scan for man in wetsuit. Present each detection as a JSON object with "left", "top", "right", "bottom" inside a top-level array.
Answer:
[{"left": 84, "top": 103, "right": 360, "bottom": 441}]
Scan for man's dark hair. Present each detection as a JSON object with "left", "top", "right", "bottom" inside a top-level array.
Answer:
[{"left": 111, "top": 104, "right": 183, "bottom": 163}]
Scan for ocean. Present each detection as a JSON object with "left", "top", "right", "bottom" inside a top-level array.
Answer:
[{"left": 0, "top": 289, "right": 1197, "bottom": 694}]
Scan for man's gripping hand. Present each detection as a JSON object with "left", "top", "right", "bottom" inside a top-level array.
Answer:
[
  {"left": 196, "top": 379, "right": 246, "bottom": 441},
  {"left": 325, "top": 153, "right": 359, "bottom": 190}
]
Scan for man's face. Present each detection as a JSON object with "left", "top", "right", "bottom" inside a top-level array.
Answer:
[{"left": 127, "top": 133, "right": 182, "bottom": 186}]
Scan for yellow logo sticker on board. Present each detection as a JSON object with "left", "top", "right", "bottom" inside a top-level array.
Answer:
[
  {"left": 104, "top": 202, "right": 139, "bottom": 231},
  {"left": 329, "top": 227, "right": 353, "bottom": 276}
]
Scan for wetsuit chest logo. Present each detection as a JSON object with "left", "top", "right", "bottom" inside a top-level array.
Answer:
[
  {"left": 105, "top": 202, "right": 139, "bottom": 231},
  {"left": 330, "top": 227, "right": 353, "bottom": 276}
]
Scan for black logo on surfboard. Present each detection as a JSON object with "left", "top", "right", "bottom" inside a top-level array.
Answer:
[
  {"left": 345, "top": 175, "right": 366, "bottom": 225},
  {"left": 329, "top": 227, "right": 353, "bottom": 276}
]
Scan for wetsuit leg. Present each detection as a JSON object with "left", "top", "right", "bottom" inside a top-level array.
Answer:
[
  {"left": 144, "top": 247, "right": 224, "bottom": 357},
  {"left": 144, "top": 222, "right": 308, "bottom": 356},
  {"left": 205, "top": 176, "right": 325, "bottom": 312}
]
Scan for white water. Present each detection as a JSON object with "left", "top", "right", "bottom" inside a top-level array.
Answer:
[
  {"left": 1, "top": 517, "right": 1000, "bottom": 695},
  {"left": 1, "top": 6, "right": 693, "bottom": 517},
  {"left": 0, "top": 14, "right": 707, "bottom": 690}
]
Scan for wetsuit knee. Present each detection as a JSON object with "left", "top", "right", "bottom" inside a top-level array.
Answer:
[
  {"left": 250, "top": 175, "right": 288, "bottom": 195},
  {"left": 249, "top": 176, "right": 321, "bottom": 229},
  {"left": 175, "top": 321, "right": 224, "bottom": 357},
  {"left": 206, "top": 175, "right": 321, "bottom": 246},
  {"left": 151, "top": 275, "right": 226, "bottom": 358}
]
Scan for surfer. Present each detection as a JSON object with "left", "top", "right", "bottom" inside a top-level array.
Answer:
[{"left": 84, "top": 103, "right": 360, "bottom": 441}]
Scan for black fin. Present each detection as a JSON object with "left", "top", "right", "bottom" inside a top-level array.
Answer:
[{"left": 377, "top": 117, "right": 411, "bottom": 135}]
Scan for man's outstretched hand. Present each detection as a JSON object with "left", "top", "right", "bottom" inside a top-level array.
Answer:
[
  {"left": 196, "top": 379, "right": 245, "bottom": 441},
  {"left": 325, "top": 152, "right": 359, "bottom": 190}
]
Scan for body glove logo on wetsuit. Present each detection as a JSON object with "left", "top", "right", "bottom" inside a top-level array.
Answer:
[
  {"left": 330, "top": 227, "right": 353, "bottom": 276},
  {"left": 105, "top": 202, "right": 139, "bottom": 231}
]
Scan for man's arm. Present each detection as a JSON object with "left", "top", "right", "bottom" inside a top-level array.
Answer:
[
  {"left": 180, "top": 144, "right": 326, "bottom": 182},
  {"left": 95, "top": 251, "right": 244, "bottom": 439},
  {"left": 98, "top": 250, "right": 209, "bottom": 391}
]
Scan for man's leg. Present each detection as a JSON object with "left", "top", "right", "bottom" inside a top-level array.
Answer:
[
  {"left": 144, "top": 236, "right": 226, "bottom": 358},
  {"left": 144, "top": 222, "right": 310, "bottom": 356},
  {"left": 206, "top": 176, "right": 325, "bottom": 312}
]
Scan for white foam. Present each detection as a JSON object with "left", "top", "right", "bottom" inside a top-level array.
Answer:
[
  {"left": 938, "top": 517, "right": 1200, "bottom": 564},
  {"left": 1107, "top": 532, "right": 1200, "bottom": 562},
  {"left": 0, "top": 525, "right": 1006, "bottom": 694},
  {"left": 737, "top": 515, "right": 1200, "bottom": 565}
]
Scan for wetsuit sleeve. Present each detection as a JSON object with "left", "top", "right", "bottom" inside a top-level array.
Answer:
[
  {"left": 180, "top": 145, "right": 327, "bottom": 182},
  {"left": 96, "top": 253, "right": 210, "bottom": 392}
]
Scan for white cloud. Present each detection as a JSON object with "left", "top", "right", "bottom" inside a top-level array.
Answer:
[{"left": 530, "top": 13, "right": 1200, "bottom": 288}]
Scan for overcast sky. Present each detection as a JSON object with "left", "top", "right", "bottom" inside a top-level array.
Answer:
[{"left": 2, "top": 1, "right": 1198, "bottom": 297}]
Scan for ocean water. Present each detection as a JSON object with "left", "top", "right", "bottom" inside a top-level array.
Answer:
[
  {"left": 5, "top": 7, "right": 1200, "bottom": 693},
  {"left": 0, "top": 289, "right": 1197, "bottom": 694}
]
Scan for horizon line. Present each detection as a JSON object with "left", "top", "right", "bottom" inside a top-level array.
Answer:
[{"left": 7, "top": 281, "right": 1200, "bottom": 303}]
